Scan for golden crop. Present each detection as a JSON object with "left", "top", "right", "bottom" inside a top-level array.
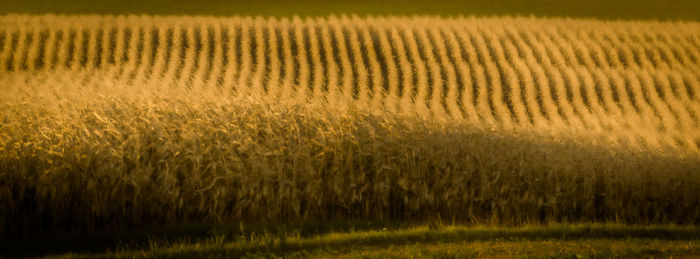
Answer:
[{"left": 0, "top": 14, "right": 699, "bottom": 236}]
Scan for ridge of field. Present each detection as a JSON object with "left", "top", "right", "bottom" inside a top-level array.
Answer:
[
  {"left": 2, "top": 15, "right": 699, "bottom": 154},
  {"left": 2, "top": 0, "right": 700, "bottom": 21},
  {"left": 1, "top": 15, "right": 700, "bottom": 239}
]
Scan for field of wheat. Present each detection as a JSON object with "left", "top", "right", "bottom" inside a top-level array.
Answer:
[{"left": 1, "top": 14, "right": 699, "bottom": 237}]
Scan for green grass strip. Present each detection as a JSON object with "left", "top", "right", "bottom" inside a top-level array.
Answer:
[{"left": 5, "top": 223, "right": 699, "bottom": 258}]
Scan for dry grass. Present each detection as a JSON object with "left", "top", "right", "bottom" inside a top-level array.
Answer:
[{"left": 1, "top": 14, "right": 699, "bottom": 237}]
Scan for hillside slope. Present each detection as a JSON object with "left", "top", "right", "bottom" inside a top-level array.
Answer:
[{"left": 1, "top": 15, "right": 699, "bottom": 237}]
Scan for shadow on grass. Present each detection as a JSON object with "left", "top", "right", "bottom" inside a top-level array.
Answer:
[
  {"left": 2, "top": 221, "right": 699, "bottom": 258},
  {"left": 1, "top": 220, "right": 405, "bottom": 257}
]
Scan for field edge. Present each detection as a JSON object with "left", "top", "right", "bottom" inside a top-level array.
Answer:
[{"left": 10, "top": 222, "right": 697, "bottom": 258}]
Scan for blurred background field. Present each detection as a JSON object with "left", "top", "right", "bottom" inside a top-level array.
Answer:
[{"left": 2, "top": 0, "right": 700, "bottom": 20}]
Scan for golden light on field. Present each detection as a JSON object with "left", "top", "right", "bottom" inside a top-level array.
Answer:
[
  {"left": 1, "top": 15, "right": 699, "bottom": 236},
  {"left": 2, "top": 15, "right": 699, "bottom": 152}
]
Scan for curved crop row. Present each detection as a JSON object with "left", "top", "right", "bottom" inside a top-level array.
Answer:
[
  {"left": 2, "top": 15, "right": 700, "bottom": 153},
  {"left": 6, "top": 15, "right": 700, "bottom": 154}
]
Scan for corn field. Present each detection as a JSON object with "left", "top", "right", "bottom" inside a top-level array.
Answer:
[{"left": 1, "top": 15, "right": 699, "bottom": 237}]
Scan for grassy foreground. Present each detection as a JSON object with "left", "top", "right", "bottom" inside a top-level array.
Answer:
[
  {"left": 2, "top": 0, "right": 700, "bottom": 20},
  {"left": 9, "top": 223, "right": 695, "bottom": 258}
]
